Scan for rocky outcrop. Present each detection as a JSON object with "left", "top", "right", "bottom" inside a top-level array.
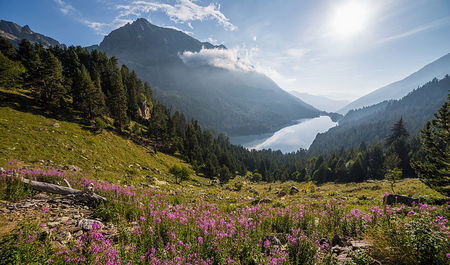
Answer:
[
  {"left": 0, "top": 193, "right": 116, "bottom": 245},
  {"left": 138, "top": 101, "right": 151, "bottom": 120}
]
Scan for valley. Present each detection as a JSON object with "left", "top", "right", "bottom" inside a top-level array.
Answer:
[{"left": 0, "top": 1, "right": 449, "bottom": 264}]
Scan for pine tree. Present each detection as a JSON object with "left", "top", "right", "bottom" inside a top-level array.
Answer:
[
  {"left": 385, "top": 118, "right": 412, "bottom": 176},
  {"left": 39, "top": 51, "right": 65, "bottom": 107},
  {"left": 0, "top": 51, "right": 24, "bottom": 89},
  {"left": 108, "top": 64, "right": 128, "bottom": 130},
  {"left": 18, "top": 39, "right": 41, "bottom": 89},
  {"left": 0, "top": 37, "right": 16, "bottom": 59},
  {"left": 385, "top": 117, "right": 409, "bottom": 146},
  {"left": 412, "top": 96, "right": 450, "bottom": 196},
  {"left": 121, "top": 65, "right": 140, "bottom": 120},
  {"left": 218, "top": 165, "right": 232, "bottom": 183},
  {"left": 72, "top": 65, "right": 105, "bottom": 119}
]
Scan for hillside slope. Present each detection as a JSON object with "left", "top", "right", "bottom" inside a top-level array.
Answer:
[
  {"left": 91, "top": 18, "right": 320, "bottom": 135},
  {"left": 309, "top": 76, "right": 449, "bottom": 154},
  {"left": 289, "top": 91, "right": 349, "bottom": 112},
  {"left": 338, "top": 53, "right": 450, "bottom": 114},
  {"left": 0, "top": 89, "right": 191, "bottom": 183}
]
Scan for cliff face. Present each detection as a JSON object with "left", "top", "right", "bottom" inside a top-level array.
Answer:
[{"left": 0, "top": 20, "right": 61, "bottom": 48}]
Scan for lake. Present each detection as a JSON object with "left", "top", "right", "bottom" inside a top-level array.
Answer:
[{"left": 229, "top": 116, "right": 337, "bottom": 153}]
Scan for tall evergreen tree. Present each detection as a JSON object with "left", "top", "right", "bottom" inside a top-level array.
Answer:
[
  {"left": 0, "top": 51, "right": 24, "bottom": 89},
  {"left": 108, "top": 64, "right": 128, "bottom": 130},
  {"left": 121, "top": 65, "right": 140, "bottom": 120},
  {"left": 18, "top": 39, "right": 41, "bottom": 89},
  {"left": 72, "top": 65, "right": 105, "bottom": 119},
  {"left": 0, "top": 37, "right": 16, "bottom": 59},
  {"left": 385, "top": 117, "right": 409, "bottom": 146},
  {"left": 412, "top": 96, "right": 450, "bottom": 196},
  {"left": 39, "top": 51, "right": 65, "bottom": 107},
  {"left": 385, "top": 118, "right": 412, "bottom": 176}
]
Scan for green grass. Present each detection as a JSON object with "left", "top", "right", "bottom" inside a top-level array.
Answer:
[{"left": 0, "top": 89, "right": 193, "bottom": 186}]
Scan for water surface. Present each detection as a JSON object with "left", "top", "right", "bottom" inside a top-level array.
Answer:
[{"left": 230, "top": 116, "right": 337, "bottom": 153}]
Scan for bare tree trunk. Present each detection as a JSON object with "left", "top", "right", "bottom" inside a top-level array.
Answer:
[{"left": 21, "top": 178, "right": 106, "bottom": 202}]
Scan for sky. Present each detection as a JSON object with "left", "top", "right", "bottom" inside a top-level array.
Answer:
[{"left": 1, "top": 0, "right": 449, "bottom": 100}]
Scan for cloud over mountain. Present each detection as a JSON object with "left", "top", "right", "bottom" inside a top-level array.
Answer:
[{"left": 179, "top": 48, "right": 254, "bottom": 72}]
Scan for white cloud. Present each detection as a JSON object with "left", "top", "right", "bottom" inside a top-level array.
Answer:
[
  {"left": 180, "top": 47, "right": 254, "bottom": 72},
  {"left": 53, "top": 0, "right": 75, "bottom": 15},
  {"left": 179, "top": 47, "right": 296, "bottom": 89},
  {"left": 377, "top": 16, "right": 450, "bottom": 44},
  {"left": 53, "top": 0, "right": 111, "bottom": 35},
  {"left": 116, "top": 0, "right": 236, "bottom": 31},
  {"left": 163, "top": 25, "right": 193, "bottom": 35},
  {"left": 81, "top": 19, "right": 110, "bottom": 35},
  {"left": 206, "top": 37, "right": 219, "bottom": 45}
]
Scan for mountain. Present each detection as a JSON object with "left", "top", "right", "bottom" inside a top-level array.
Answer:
[
  {"left": 308, "top": 75, "right": 450, "bottom": 154},
  {"left": 90, "top": 18, "right": 321, "bottom": 136},
  {"left": 289, "top": 91, "right": 349, "bottom": 112},
  {"left": 338, "top": 53, "right": 450, "bottom": 115},
  {"left": 0, "top": 20, "right": 60, "bottom": 48}
]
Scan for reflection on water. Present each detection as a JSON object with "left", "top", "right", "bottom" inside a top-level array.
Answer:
[{"left": 230, "top": 116, "right": 337, "bottom": 153}]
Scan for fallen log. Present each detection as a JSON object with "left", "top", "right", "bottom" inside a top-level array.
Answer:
[{"left": 21, "top": 178, "right": 106, "bottom": 202}]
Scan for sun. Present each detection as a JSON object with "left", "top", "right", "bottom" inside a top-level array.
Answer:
[{"left": 331, "top": 1, "right": 369, "bottom": 38}]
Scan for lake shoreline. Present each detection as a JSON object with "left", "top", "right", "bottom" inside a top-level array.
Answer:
[{"left": 230, "top": 116, "right": 337, "bottom": 153}]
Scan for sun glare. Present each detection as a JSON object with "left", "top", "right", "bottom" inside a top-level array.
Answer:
[{"left": 332, "top": 1, "right": 368, "bottom": 38}]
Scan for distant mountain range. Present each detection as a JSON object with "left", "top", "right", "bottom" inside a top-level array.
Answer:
[
  {"left": 338, "top": 53, "right": 450, "bottom": 115},
  {"left": 0, "top": 18, "right": 321, "bottom": 136},
  {"left": 87, "top": 18, "right": 321, "bottom": 136},
  {"left": 0, "top": 20, "right": 60, "bottom": 48},
  {"left": 289, "top": 91, "right": 349, "bottom": 112},
  {"left": 309, "top": 75, "right": 449, "bottom": 154}
]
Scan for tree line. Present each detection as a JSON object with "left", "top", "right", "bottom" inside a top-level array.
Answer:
[{"left": 0, "top": 36, "right": 447, "bottom": 195}]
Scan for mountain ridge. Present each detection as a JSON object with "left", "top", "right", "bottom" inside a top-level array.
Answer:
[
  {"left": 289, "top": 91, "right": 350, "bottom": 112},
  {"left": 309, "top": 75, "right": 450, "bottom": 154},
  {"left": 338, "top": 52, "right": 450, "bottom": 114},
  {"left": 91, "top": 18, "right": 321, "bottom": 136},
  {"left": 0, "top": 20, "right": 60, "bottom": 48}
]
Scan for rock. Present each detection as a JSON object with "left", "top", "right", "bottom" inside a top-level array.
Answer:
[
  {"left": 47, "top": 221, "right": 60, "bottom": 228},
  {"left": 53, "top": 123, "right": 60, "bottom": 128},
  {"left": 350, "top": 240, "right": 371, "bottom": 249},
  {"left": 332, "top": 246, "right": 352, "bottom": 254},
  {"left": 251, "top": 199, "right": 260, "bottom": 205},
  {"left": 383, "top": 194, "right": 421, "bottom": 206},
  {"left": 249, "top": 189, "right": 259, "bottom": 195},
  {"left": 21, "top": 202, "right": 36, "bottom": 208},
  {"left": 260, "top": 198, "right": 272, "bottom": 204},
  {"left": 289, "top": 186, "right": 299, "bottom": 195},
  {"left": 78, "top": 219, "right": 103, "bottom": 231},
  {"left": 63, "top": 165, "right": 82, "bottom": 172},
  {"left": 277, "top": 190, "right": 287, "bottom": 197},
  {"left": 60, "top": 216, "right": 69, "bottom": 224},
  {"left": 264, "top": 235, "right": 282, "bottom": 248},
  {"left": 55, "top": 231, "right": 72, "bottom": 244},
  {"left": 332, "top": 234, "right": 347, "bottom": 247}
]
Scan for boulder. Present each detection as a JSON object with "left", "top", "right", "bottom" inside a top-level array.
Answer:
[
  {"left": 277, "top": 190, "right": 287, "bottom": 197},
  {"left": 383, "top": 194, "right": 421, "bottom": 206},
  {"left": 289, "top": 186, "right": 299, "bottom": 195},
  {"left": 77, "top": 219, "right": 103, "bottom": 231}
]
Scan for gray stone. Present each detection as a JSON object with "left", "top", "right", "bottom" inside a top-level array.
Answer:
[
  {"left": 290, "top": 186, "right": 299, "bottom": 195},
  {"left": 78, "top": 219, "right": 103, "bottom": 231}
]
